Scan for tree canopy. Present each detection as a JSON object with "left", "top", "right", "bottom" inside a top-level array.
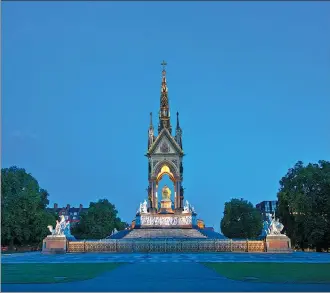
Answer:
[
  {"left": 72, "top": 199, "right": 127, "bottom": 239},
  {"left": 1, "top": 166, "right": 57, "bottom": 248},
  {"left": 220, "top": 198, "right": 262, "bottom": 239},
  {"left": 277, "top": 160, "right": 330, "bottom": 252}
]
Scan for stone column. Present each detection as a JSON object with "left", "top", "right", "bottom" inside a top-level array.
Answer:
[
  {"left": 148, "top": 180, "right": 154, "bottom": 212},
  {"left": 175, "top": 181, "right": 181, "bottom": 211},
  {"left": 174, "top": 182, "right": 177, "bottom": 209},
  {"left": 148, "top": 183, "right": 152, "bottom": 208},
  {"left": 149, "top": 180, "right": 157, "bottom": 213},
  {"left": 153, "top": 181, "right": 157, "bottom": 211}
]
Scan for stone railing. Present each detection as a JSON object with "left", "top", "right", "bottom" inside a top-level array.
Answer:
[{"left": 67, "top": 239, "right": 265, "bottom": 253}]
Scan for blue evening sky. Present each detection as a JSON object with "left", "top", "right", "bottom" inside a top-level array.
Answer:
[{"left": 2, "top": 2, "right": 330, "bottom": 231}]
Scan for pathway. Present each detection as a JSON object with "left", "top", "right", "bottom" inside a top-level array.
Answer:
[
  {"left": 2, "top": 252, "right": 330, "bottom": 292},
  {"left": 2, "top": 262, "right": 330, "bottom": 292}
]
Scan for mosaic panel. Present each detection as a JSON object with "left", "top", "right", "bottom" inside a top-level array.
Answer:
[
  {"left": 232, "top": 241, "right": 247, "bottom": 252},
  {"left": 247, "top": 241, "right": 265, "bottom": 252},
  {"left": 214, "top": 240, "right": 231, "bottom": 252},
  {"left": 68, "top": 241, "right": 85, "bottom": 253},
  {"left": 181, "top": 240, "right": 199, "bottom": 252},
  {"left": 198, "top": 240, "right": 215, "bottom": 252}
]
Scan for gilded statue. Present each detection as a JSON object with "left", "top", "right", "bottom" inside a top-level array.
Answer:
[{"left": 162, "top": 185, "right": 171, "bottom": 200}]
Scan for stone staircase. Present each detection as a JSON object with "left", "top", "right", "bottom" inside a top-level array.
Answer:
[
  {"left": 106, "top": 230, "right": 131, "bottom": 239},
  {"left": 197, "top": 229, "right": 228, "bottom": 240},
  {"left": 123, "top": 228, "right": 207, "bottom": 239}
]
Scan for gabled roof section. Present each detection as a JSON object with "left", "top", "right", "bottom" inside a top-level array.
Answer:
[{"left": 147, "top": 128, "right": 183, "bottom": 156}]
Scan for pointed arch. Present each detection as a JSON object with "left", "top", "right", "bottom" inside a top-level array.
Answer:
[{"left": 153, "top": 160, "right": 179, "bottom": 183}]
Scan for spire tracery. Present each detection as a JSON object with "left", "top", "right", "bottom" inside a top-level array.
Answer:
[{"left": 158, "top": 60, "right": 172, "bottom": 134}]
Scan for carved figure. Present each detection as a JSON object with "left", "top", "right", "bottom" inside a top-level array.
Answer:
[
  {"left": 183, "top": 200, "right": 190, "bottom": 213},
  {"left": 63, "top": 221, "right": 72, "bottom": 237},
  {"left": 261, "top": 220, "right": 270, "bottom": 236},
  {"left": 54, "top": 220, "right": 61, "bottom": 234},
  {"left": 270, "top": 218, "right": 284, "bottom": 235},
  {"left": 262, "top": 213, "right": 285, "bottom": 236},
  {"left": 140, "top": 215, "right": 192, "bottom": 226},
  {"left": 142, "top": 200, "right": 148, "bottom": 213},
  {"left": 47, "top": 225, "right": 56, "bottom": 235},
  {"left": 47, "top": 215, "right": 72, "bottom": 237}
]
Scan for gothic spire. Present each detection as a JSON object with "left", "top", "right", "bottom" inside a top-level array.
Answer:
[
  {"left": 148, "top": 112, "right": 155, "bottom": 149},
  {"left": 175, "top": 112, "right": 183, "bottom": 149},
  {"left": 158, "top": 60, "right": 172, "bottom": 134},
  {"left": 176, "top": 111, "right": 180, "bottom": 129},
  {"left": 149, "top": 112, "right": 153, "bottom": 128}
]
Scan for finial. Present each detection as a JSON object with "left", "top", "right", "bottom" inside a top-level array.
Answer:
[
  {"left": 149, "top": 112, "right": 153, "bottom": 126},
  {"left": 176, "top": 112, "right": 180, "bottom": 128},
  {"left": 161, "top": 60, "right": 167, "bottom": 70}
]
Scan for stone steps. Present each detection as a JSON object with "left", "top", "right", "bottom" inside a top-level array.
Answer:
[{"left": 123, "top": 228, "right": 207, "bottom": 239}]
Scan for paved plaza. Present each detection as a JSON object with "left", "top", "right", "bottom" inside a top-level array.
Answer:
[
  {"left": 2, "top": 251, "right": 330, "bottom": 264},
  {"left": 2, "top": 252, "right": 330, "bottom": 292}
]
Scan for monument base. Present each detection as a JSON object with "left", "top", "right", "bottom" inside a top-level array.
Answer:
[
  {"left": 265, "top": 235, "right": 292, "bottom": 253},
  {"left": 136, "top": 213, "right": 195, "bottom": 229},
  {"left": 42, "top": 236, "right": 67, "bottom": 254}
]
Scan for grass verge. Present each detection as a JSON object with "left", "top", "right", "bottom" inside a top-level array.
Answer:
[
  {"left": 2, "top": 263, "right": 123, "bottom": 284},
  {"left": 203, "top": 262, "right": 330, "bottom": 284}
]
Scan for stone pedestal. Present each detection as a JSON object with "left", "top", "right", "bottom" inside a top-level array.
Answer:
[
  {"left": 265, "top": 235, "right": 292, "bottom": 253},
  {"left": 158, "top": 198, "right": 174, "bottom": 214},
  {"left": 42, "top": 236, "right": 67, "bottom": 254}
]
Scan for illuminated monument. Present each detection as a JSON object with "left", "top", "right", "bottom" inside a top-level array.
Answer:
[
  {"left": 145, "top": 61, "right": 184, "bottom": 213},
  {"left": 43, "top": 61, "right": 291, "bottom": 253},
  {"left": 132, "top": 61, "right": 202, "bottom": 232}
]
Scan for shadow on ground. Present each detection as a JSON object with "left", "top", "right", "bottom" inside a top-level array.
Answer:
[{"left": 2, "top": 263, "right": 330, "bottom": 292}]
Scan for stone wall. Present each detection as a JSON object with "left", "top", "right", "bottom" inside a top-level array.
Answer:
[
  {"left": 67, "top": 239, "right": 265, "bottom": 253},
  {"left": 42, "top": 236, "right": 67, "bottom": 254},
  {"left": 265, "top": 235, "right": 292, "bottom": 253}
]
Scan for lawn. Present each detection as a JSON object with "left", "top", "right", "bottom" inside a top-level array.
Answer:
[
  {"left": 1, "top": 263, "right": 122, "bottom": 284},
  {"left": 204, "top": 262, "right": 330, "bottom": 284}
]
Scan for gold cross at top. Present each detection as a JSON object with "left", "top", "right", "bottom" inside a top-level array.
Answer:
[{"left": 161, "top": 60, "right": 167, "bottom": 70}]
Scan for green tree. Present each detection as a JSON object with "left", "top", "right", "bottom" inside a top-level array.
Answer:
[
  {"left": 72, "top": 199, "right": 126, "bottom": 239},
  {"left": 221, "top": 198, "right": 263, "bottom": 239},
  {"left": 1, "top": 166, "right": 57, "bottom": 248},
  {"left": 277, "top": 160, "right": 330, "bottom": 252}
]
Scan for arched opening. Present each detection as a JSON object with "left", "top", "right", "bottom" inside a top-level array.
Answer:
[
  {"left": 150, "top": 162, "right": 181, "bottom": 212},
  {"left": 154, "top": 165, "right": 177, "bottom": 212},
  {"left": 156, "top": 174, "right": 175, "bottom": 211},
  {"left": 156, "top": 165, "right": 175, "bottom": 183}
]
